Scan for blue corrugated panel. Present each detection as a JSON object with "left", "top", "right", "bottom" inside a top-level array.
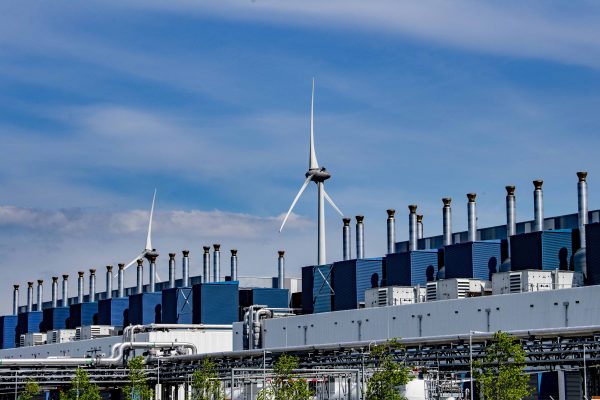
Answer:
[
  {"left": 98, "top": 298, "right": 129, "bottom": 327},
  {"left": 332, "top": 260, "right": 357, "bottom": 311},
  {"left": 409, "top": 251, "right": 438, "bottom": 285},
  {"left": 69, "top": 303, "right": 99, "bottom": 328},
  {"left": 128, "top": 293, "right": 162, "bottom": 325},
  {"left": 17, "top": 312, "right": 43, "bottom": 338},
  {"left": 192, "top": 282, "right": 239, "bottom": 324},
  {"left": 0, "top": 315, "right": 18, "bottom": 349},
  {"left": 444, "top": 241, "right": 501, "bottom": 280},
  {"left": 510, "top": 232, "right": 542, "bottom": 271},
  {"left": 541, "top": 230, "right": 573, "bottom": 271},
  {"left": 42, "top": 307, "right": 70, "bottom": 331},
  {"left": 444, "top": 243, "right": 474, "bottom": 279},
  {"left": 252, "top": 288, "right": 289, "bottom": 308},
  {"left": 313, "top": 265, "right": 333, "bottom": 313},
  {"left": 385, "top": 253, "right": 411, "bottom": 286},
  {"left": 586, "top": 223, "right": 600, "bottom": 285},
  {"left": 162, "top": 288, "right": 193, "bottom": 324},
  {"left": 472, "top": 241, "right": 501, "bottom": 280},
  {"left": 356, "top": 258, "right": 383, "bottom": 303},
  {"left": 301, "top": 266, "right": 314, "bottom": 314}
]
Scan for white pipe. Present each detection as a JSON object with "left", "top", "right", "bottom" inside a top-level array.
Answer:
[
  {"left": 117, "top": 264, "right": 125, "bottom": 298},
  {"left": 230, "top": 249, "right": 238, "bottom": 281},
  {"left": 533, "top": 180, "right": 544, "bottom": 232},
  {"left": 61, "top": 275, "right": 69, "bottom": 308},
  {"left": 442, "top": 198, "right": 452, "bottom": 246},
  {"left": 417, "top": 214, "right": 424, "bottom": 240},
  {"left": 182, "top": 250, "right": 190, "bottom": 287},
  {"left": 342, "top": 218, "right": 351, "bottom": 260},
  {"left": 202, "top": 246, "right": 210, "bottom": 283},
  {"left": 27, "top": 282, "right": 33, "bottom": 312},
  {"left": 213, "top": 244, "right": 221, "bottom": 282},
  {"left": 77, "top": 272, "right": 84, "bottom": 304},
  {"left": 136, "top": 259, "right": 144, "bottom": 294},
  {"left": 277, "top": 251, "right": 285, "bottom": 289},
  {"left": 51, "top": 277, "right": 58, "bottom": 308},
  {"left": 36, "top": 280, "right": 43, "bottom": 312},
  {"left": 12, "top": 285, "right": 19, "bottom": 316},
  {"left": 386, "top": 209, "right": 395, "bottom": 254},
  {"left": 408, "top": 205, "right": 417, "bottom": 251},
  {"left": 168, "top": 253, "right": 176, "bottom": 289},
  {"left": 148, "top": 255, "right": 157, "bottom": 293},
  {"left": 467, "top": 193, "right": 477, "bottom": 242},
  {"left": 89, "top": 269, "right": 96, "bottom": 302},
  {"left": 106, "top": 266, "right": 113, "bottom": 300},
  {"left": 356, "top": 215, "right": 365, "bottom": 259}
]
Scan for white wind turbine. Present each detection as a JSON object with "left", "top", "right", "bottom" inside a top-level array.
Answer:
[
  {"left": 279, "top": 79, "right": 344, "bottom": 265},
  {"left": 122, "top": 189, "right": 159, "bottom": 273}
]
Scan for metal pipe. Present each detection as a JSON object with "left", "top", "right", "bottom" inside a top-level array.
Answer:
[
  {"left": 342, "top": 218, "right": 351, "bottom": 260},
  {"left": 77, "top": 272, "right": 84, "bottom": 304},
  {"left": 12, "top": 285, "right": 19, "bottom": 316},
  {"left": 533, "top": 180, "right": 544, "bottom": 232},
  {"left": 27, "top": 282, "right": 33, "bottom": 312},
  {"left": 505, "top": 185, "right": 516, "bottom": 268},
  {"left": 117, "top": 264, "right": 125, "bottom": 298},
  {"left": 89, "top": 269, "right": 96, "bottom": 302},
  {"left": 148, "top": 255, "right": 157, "bottom": 293},
  {"left": 51, "top": 277, "right": 58, "bottom": 308},
  {"left": 442, "top": 198, "right": 452, "bottom": 246},
  {"left": 36, "top": 280, "right": 43, "bottom": 312},
  {"left": 168, "top": 253, "right": 176, "bottom": 289},
  {"left": 356, "top": 215, "right": 365, "bottom": 259},
  {"left": 203, "top": 246, "right": 210, "bottom": 283},
  {"left": 182, "top": 250, "right": 190, "bottom": 287},
  {"left": 231, "top": 249, "right": 238, "bottom": 281},
  {"left": 578, "top": 172, "right": 589, "bottom": 248},
  {"left": 61, "top": 275, "right": 68, "bottom": 308},
  {"left": 417, "top": 214, "right": 424, "bottom": 240},
  {"left": 105, "top": 266, "right": 113, "bottom": 300},
  {"left": 277, "top": 251, "right": 285, "bottom": 289},
  {"left": 408, "top": 205, "right": 417, "bottom": 251},
  {"left": 213, "top": 244, "right": 221, "bottom": 282},
  {"left": 386, "top": 209, "right": 395, "bottom": 254},
  {"left": 136, "top": 259, "right": 144, "bottom": 294},
  {"left": 467, "top": 193, "right": 477, "bottom": 242}
]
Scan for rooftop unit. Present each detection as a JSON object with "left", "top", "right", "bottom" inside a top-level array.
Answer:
[
  {"left": 47, "top": 329, "right": 77, "bottom": 344},
  {"left": 492, "top": 270, "right": 584, "bottom": 295},
  {"left": 76, "top": 325, "right": 115, "bottom": 341},
  {"left": 426, "top": 278, "right": 491, "bottom": 301},
  {"left": 365, "top": 286, "right": 426, "bottom": 308},
  {"left": 20, "top": 332, "right": 46, "bottom": 347}
]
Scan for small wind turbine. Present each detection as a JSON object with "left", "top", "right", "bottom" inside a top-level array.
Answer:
[
  {"left": 279, "top": 79, "right": 344, "bottom": 265},
  {"left": 122, "top": 189, "right": 159, "bottom": 273}
]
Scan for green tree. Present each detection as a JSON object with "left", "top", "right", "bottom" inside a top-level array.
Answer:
[
  {"left": 257, "top": 353, "right": 313, "bottom": 400},
  {"left": 191, "top": 358, "right": 224, "bottom": 400},
  {"left": 19, "top": 379, "right": 40, "bottom": 400},
  {"left": 366, "top": 339, "right": 413, "bottom": 400},
  {"left": 123, "top": 356, "right": 154, "bottom": 400},
  {"left": 473, "top": 331, "right": 532, "bottom": 400},
  {"left": 59, "top": 368, "right": 100, "bottom": 400}
]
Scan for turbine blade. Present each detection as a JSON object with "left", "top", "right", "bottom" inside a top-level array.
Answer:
[
  {"left": 279, "top": 176, "right": 312, "bottom": 232},
  {"left": 323, "top": 188, "right": 343, "bottom": 217},
  {"left": 145, "top": 189, "right": 156, "bottom": 251},
  {"left": 123, "top": 252, "right": 146, "bottom": 272},
  {"left": 309, "top": 78, "right": 319, "bottom": 170}
]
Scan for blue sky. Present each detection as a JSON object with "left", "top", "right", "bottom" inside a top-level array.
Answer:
[{"left": 1, "top": 1, "right": 600, "bottom": 313}]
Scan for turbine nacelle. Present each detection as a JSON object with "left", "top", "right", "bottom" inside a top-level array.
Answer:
[{"left": 306, "top": 167, "right": 331, "bottom": 182}]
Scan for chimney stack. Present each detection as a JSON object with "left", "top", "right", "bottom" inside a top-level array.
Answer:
[
  {"left": 231, "top": 249, "right": 238, "bottom": 281},
  {"left": 105, "top": 266, "right": 113, "bottom": 300},
  {"left": 51, "top": 277, "right": 58, "bottom": 308},
  {"left": 136, "top": 259, "right": 143, "bottom": 294},
  {"left": 575, "top": 172, "right": 589, "bottom": 277},
  {"left": 503, "top": 185, "right": 517, "bottom": 271},
  {"left": 36, "top": 280, "right": 43, "bottom": 311},
  {"left": 89, "top": 269, "right": 96, "bottom": 302},
  {"left": 408, "top": 205, "right": 418, "bottom": 251},
  {"left": 203, "top": 246, "right": 211, "bottom": 283},
  {"left": 386, "top": 210, "right": 396, "bottom": 254},
  {"left": 213, "top": 244, "right": 221, "bottom": 282},
  {"left": 62, "top": 275, "right": 69, "bottom": 308},
  {"left": 442, "top": 198, "right": 452, "bottom": 246},
  {"left": 148, "top": 256, "right": 157, "bottom": 292},
  {"left": 342, "top": 218, "right": 351, "bottom": 260},
  {"left": 356, "top": 216, "right": 365, "bottom": 259},
  {"left": 12, "top": 285, "right": 19, "bottom": 316},
  {"left": 277, "top": 250, "right": 285, "bottom": 289},
  {"left": 182, "top": 250, "right": 190, "bottom": 287},
  {"left": 168, "top": 253, "right": 176, "bottom": 289},
  {"left": 27, "top": 282, "right": 34, "bottom": 312},
  {"left": 467, "top": 193, "right": 477, "bottom": 242},
  {"left": 117, "top": 264, "right": 125, "bottom": 298},
  {"left": 417, "top": 214, "right": 424, "bottom": 240},
  {"left": 77, "top": 272, "right": 84, "bottom": 304},
  {"left": 533, "top": 180, "right": 544, "bottom": 232}
]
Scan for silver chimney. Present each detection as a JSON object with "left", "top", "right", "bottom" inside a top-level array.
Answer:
[
  {"left": 168, "top": 253, "right": 176, "bottom": 289},
  {"left": 136, "top": 259, "right": 143, "bottom": 294},
  {"left": 277, "top": 251, "right": 285, "bottom": 289},
  {"left": 105, "top": 266, "right": 113, "bottom": 300},
  {"left": 62, "top": 275, "right": 69, "bottom": 308},
  {"left": 342, "top": 218, "right": 351, "bottom": 260},
  {"left": 408, "top": 205, "right": 418, "bottom": 251},
  {"left": 36, "top": 280, "right": 43, "bottom": 311},
  {"left": 12, "top": 285, "right": 19, "bottom": 316},
  {"left": 467, "top": 193, "right": 477, "bottom": 242},
  {"left": 89, "top": 269, "right": 96, "bottom": 302},
  {"left": 203, "top": 246, "right": 210, "bottom": 283},
  {"left": 213, "top": 244, "right": 221, "bottom": 282},
  {"left": 27, "top": 282, "right": 33, "bottom": 313},
  {"left": 117, "top": 264, "right": 125, "bottom": 298},
  {"left": 356, "top": 215, "right": 365, "bottom": 259},
  {"left": 51, "top": 277, "right": 58, "bottom": 308},
  {"left": 533, "top": 180, "right": 544, "bottom": 232},
  {"left": 77, "top": 272, "right": 84, "bottom": 304},
  {"left": 230, "top": 249, "right": 238, "bottom": 281},
  {"left": 417, "top": 214, "right": 424, "bottom": 240},
  {"left": 442, "top": 198, "right": 452, "bottom": 246},
  {"left": 182, "top": 250, "right": 190, "bottom": 287},
  {"left": 575, "top": 172, "right": 589, "bottom": 277},
  {"left": 386, "top": 209, "right": 396, "bottom": 254},
  {"left": 148, "top": 255, "right": 157, "bottom": 293},
  {"left": 506, "top": 186, "right": 517, "bottom": 238}
]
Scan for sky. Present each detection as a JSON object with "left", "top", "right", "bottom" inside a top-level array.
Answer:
[{"left": 1, "top": 1, "right": 600, "bottom": 314}]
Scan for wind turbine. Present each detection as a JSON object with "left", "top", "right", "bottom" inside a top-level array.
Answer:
[
  {"left": 122, "top": 189, "right": 159, "bottom": 273},
  {"left": 279, "top": 79, "right": 344, "bottom": 265}
]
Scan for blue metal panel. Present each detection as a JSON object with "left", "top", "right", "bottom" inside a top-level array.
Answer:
[
  {"left": 332, "top": 260, "right": 357, "bottom": 311},
  {"left": 301, "top": 266, "right": 314, "bottom": 314},
  {"left": 356, "top": 258, "right": 383, "bottom": 302},
  {"left": 472, "top": 241, "right": 501, "bottom": 281},
  {"left": 586, "top": 223, "right": 600, "bottom": 285},
  {"left": 128, "top": 293, "right": 162, "bottom": 325},
  {"left": 313, "top": 265, "right": 333, "bottom": 313},
  {"left": 69, "top": 303, "right": 99, "bottom": 328},
  {"left": 444, "top": 243, "right": 474, "bottom": 279},
  {"left": 0, "top": 315, "right": 18, "bottom": 349},
  {"left": 98, "top": 298, "right": 129, "bottom": 327},
  {"left": 251, "top": 288, "right": 289, "bottom": 309},
  {"left": 162, "top": 288, "right": 193, "bottom": 324},
  {"left": 510, "top": 232, "right": 542, "bottom": 271},
  {"left": 409, "top": 251, "right": 438, "bottom": 286},
  {"left": 192, "top": 282, "right": 239, "bottom": 324},
  {"left": 541, "top": 230, "right": 572, "bottom": 271},
  {"left": 385, "top": 252, "right": 411, "bottom": 286},
  {"left": 42, "top": 307, "right": 70, "bottom": 331},
  {"left": 17, "top": 312, "right": 43, "bottom": 338}
]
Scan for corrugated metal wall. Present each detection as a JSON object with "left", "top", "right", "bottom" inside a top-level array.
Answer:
[
  {"left": 192, "top": 282, "right": 239, "bottom": 325},
  {"left": 511, "top": 232, "right": 543, "bottom": 271},
  {"left": 42, "top": 307, "right": 70, "bottom": 331},
  {"left": 332, "top": 260, "right": 357, "bottom": 311},
  {"left": 68, "top": 303, "right": 98, "bottom": 329},
  {"left": 162, "top": 288, "right": 193, "bottom": 324},
  {"left": 472, "top": 241, "right": 501, "bottom": 281},
  {"left": 17, "top": 312, "right": 43, "bottom": 338},
  {"left": 0, "top": 315, "right": 17, "bottom": 349},
  {"left": 409, "top": 251, "right": 438, "bottom": 285},
  {"left": 586, "top": 223, "right": 600, "bottom": 285},
  {"left": 356, "top": 258, "right": 383, "bottom": 303},
  {"left": 252, "top": 288, "right": 289, "bottom": 309},
  {"left": 444, "top": 243, "right": 474, "bottom": 279},
  {"left": 98, "top": 298, "right": 129, "bottom": 327},
  {"left": 385, "top": 252, "right": 411, "bottom": 286},
  {"left": 301, "top": 266, "right": 314, "bottom": 314},
  {"left": 313, "top": 265, "right": 333, "bottom": 313},
  {"left": 541, "top": 230, "right": 573, "bottom": 271},
  {"left": 128, "top": 293, "right": 162, "bottom": 325}
]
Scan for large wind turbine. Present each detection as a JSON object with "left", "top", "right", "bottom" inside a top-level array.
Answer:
[
  {"left": 279, "top": 79, "right": 344, "bottom": 265},
  {"left": 122, "top": 189, "right": 159, "bottom": 272}
]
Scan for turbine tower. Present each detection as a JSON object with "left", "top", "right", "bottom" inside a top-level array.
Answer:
[
  {"left": 280, "top": 79, "right": 343, "bottom": 265},
  {"left": 122, "top": 189, "right": 159, "bottom": 272}
]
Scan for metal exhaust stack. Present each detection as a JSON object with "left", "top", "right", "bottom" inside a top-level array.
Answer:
[
  {"left": 467, "top": 193, "right": 477, "bottom": 242},
  {"left": 203, "top": 246, "right": 210, "bottom": 283},
  {"left": 442, "top": 198, "right": 452, "bottom": 246},
  {"left": 89, "top": 269, "right": 96, "bottom": 302},
  {"left": 136, "top": 259, "right": 143, "bottom": 294},
  {"left": 36, "top": 280, "right": 43, "bottom": 311},
  {"left": 575, "top": 172, "right": 589, "bottom": 277},
  {"left": 168, "top": 253, "right": 176, "bottom": 289},
  {"left": 386, "top": 209, "right": 396, "bottom": 254},
  {"left": 533, "top": 180, "right": 544, "bottom": 232},
  {"left": 117, "top": 264, "right": 125, "bottom": 298},
  {"left": 148, "top": 256, "right": 157, "bottom": 293},
  {"left": 356, "top": 215, "right": 365, "bottom": 259},
  {"left": 230, "top": 249, "right": 238, "bottom": 281},
  {"left": 12, "top": 285, "right": 19, "bottom": 316},
  {"left": 77, "top": 272, "right": 84, "bottom": 304},
  {"left": 27, "top": 282, "right": 33, "bottom": 313},
  {"left": 408, "top": 205, "right": 418, "bottom": 251},
  {"left": 105, "top": 266, "right": 113, "bottom": 300},
  {"left": 277, "top": 251, "right": 285, "bottom": 289},
  {"left": 62, "top": 275, "right": 69, "bottom": 308},
  {"left": 213, "top": 244, "right": 221, "bottom": 282},
  {"left": 51, "top": 277, "right": 58, "bottom": 308},
  {"left": 182, "top": 250, "right": 190, "bottom": 287},
  {"left": 501, "top": 185, "right": 517, "bottom": 272},
  {"left": 342, "top": 218, "right": 351, "bottom": 260},
  {"left": 417, "top": 214, "right": 424, "bottom": 240}
]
